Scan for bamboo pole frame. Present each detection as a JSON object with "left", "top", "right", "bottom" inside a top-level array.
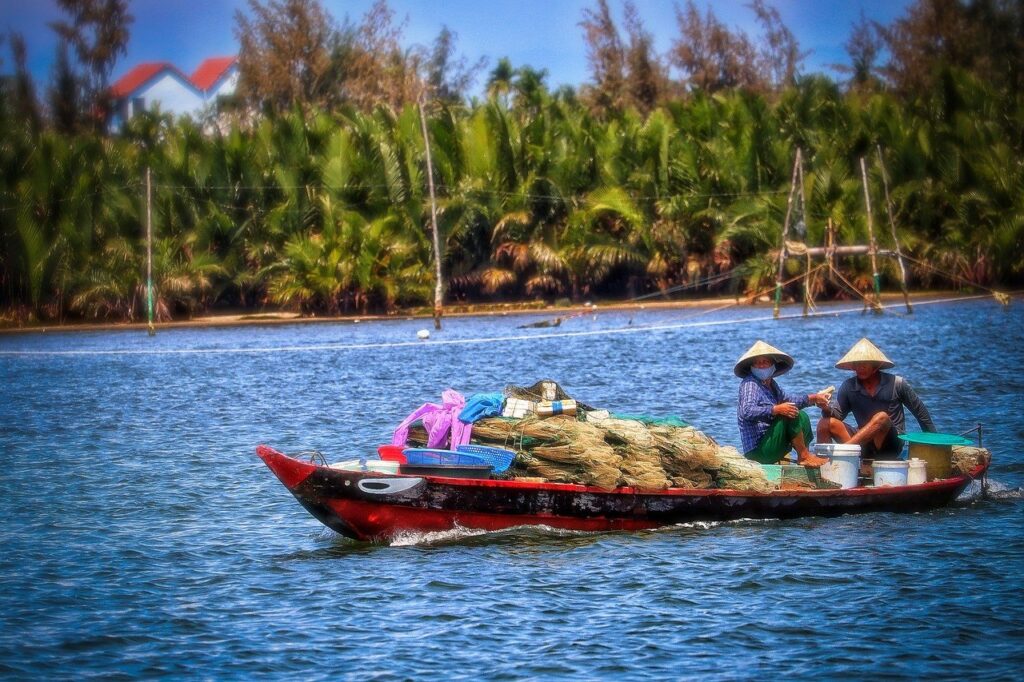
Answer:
[
  {"left": 876, "top": 146, "right": 913, "bottom": 313},
  {"left": 774, "top": 150, "right": 911, "bottom": 318},
  {"left": 859, "top": 157, "right": 883, "bottom": 313}
]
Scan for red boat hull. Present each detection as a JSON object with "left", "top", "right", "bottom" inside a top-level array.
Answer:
[{"left": 256, "top": 445, "right": 988, "bottom": 542}]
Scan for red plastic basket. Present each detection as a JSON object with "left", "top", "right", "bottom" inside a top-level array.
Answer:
[{"left": 377, "top": 444, "right": 407, "bottom": 463}]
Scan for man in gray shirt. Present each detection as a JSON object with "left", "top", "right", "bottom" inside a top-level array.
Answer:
[{"left": 817, "top": 338, "right": 936, "bottom": 459}]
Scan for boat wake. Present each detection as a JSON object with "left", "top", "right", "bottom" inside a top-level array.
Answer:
[
  {"left": 661, "top": 520, "right": 723, "bottom": 532},
  {"left": 388, "top": 523, "right": 599, "bottom": 547},
  {"left": 658, "top": 517, "right": 782, "bottom": 533},
  {"left": 388, "top": 518, "right": 790, "bottom": 546},
  {"left": 389, "top": 525, "right": 491, "bottom": 547}
]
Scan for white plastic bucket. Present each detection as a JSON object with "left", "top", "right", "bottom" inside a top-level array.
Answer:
[
  {"left": 907, "top": 458, "right": 927, "bottom": 485},
  {"left": 817, "top": 443, "right": 861, "bottom": 489},
  {"left": 873, "top": 460, "right": 909, "bottom": 487}
]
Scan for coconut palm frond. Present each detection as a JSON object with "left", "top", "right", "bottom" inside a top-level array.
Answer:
[
  {"left": 480, "top": 267, "right": 517, "bottom": 294},
  {"left": 528, "top": 242, "right": 567, "bottom": 274},
  {"left": 584, "top": 186, "right": 643, "bottom": 228},
  {"left": 524, "top": 274, "right": 563, "bottom": 296},
  {"left": 492, "top": 210, "right": 531, "bottom": 243}
]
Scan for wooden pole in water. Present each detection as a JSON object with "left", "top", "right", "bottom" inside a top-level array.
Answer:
[
  {"left": 797, "top": 155, "right": 811, "bottom": 316},
  {"left": 859, "top": 157, "right": 882, "bottom": 313},
  {"left": 826, "top": 218, "right": 836, "bottom": 278},
  {"left": 774, "top": 148, "right": 801, "bottom": 318},
  {"left": 146, "top": 167, "right": 155, "bottom": 336},
  {"left": 418, "top": 93, "right": 443, "bottom": 331},
  {"left": 876, "top": 146, "right": 912, "bottom": 314}
]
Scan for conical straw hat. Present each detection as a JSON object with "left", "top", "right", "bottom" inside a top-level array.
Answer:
[
  {"left": 734, "top": 340, "right": 795, "bottom": 378},
  {"left": 835, "top": 337, "right": 895, "bottom": 370}
]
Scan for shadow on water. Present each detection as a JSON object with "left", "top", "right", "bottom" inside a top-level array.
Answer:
[
  {"left": 276, "top": 524, "right": 628, "bottom": 559},
  {"left": 275, "top": 514, "right": 879, "bottom": 558},
  {"left": 275, "top": 519, "right": 792, "bottom": 559}
]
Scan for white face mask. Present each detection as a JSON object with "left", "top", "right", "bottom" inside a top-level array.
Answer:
[{"left": 751, "top": 364, "right": 775, "bottom": 381}]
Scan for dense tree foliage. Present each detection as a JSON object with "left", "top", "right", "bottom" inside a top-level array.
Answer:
[
  {"left": 0, "top": 0, "right": 1021, "bottom": 323},
  {"left": 48, "top": 0, "right": 133, "bottom": 130},
  {"left": 234, "top": 0, "right": 339, "bottom": 115},
  {"left": 236, "top": 0, "right": 482, "bottom": 114},
  {"left": 880, "top": 0, "right": 1024, "bottom": 95}
]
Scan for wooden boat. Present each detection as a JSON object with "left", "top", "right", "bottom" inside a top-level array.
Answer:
[{"left": 256, "top": 444, "right": 990, "bottom": 542}]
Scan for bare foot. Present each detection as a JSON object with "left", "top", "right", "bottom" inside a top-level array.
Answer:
[{"left": 798, "top": 453, "right": 829, "bottom": 468}]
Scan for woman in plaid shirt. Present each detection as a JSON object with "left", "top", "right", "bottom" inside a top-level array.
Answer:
[{"left": 735, "top": 341, "right": 831, "bottom": 467}]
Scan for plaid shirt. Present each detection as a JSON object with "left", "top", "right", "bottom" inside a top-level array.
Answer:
[{"left": 737, "top": 376, "right": 809, "bottom": 453}]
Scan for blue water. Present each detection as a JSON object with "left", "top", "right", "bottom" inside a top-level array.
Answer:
[{"left": 1, "top": 298, "right": 1022, "bottom": 680}]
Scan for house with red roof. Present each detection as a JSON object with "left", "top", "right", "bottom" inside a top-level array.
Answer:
[
  {"left": 109, "top": 57, "right": 238, "bottom": 130},
  {"left": 191, "top": 57, "right": 238, "bottom": 97}
]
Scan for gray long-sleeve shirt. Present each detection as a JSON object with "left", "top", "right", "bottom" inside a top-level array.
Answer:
[{"left": 828, "top": 372, "right": 936, "bottom": 434}]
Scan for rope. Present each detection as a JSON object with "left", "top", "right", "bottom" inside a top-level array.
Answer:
[
  {"left": 629, "top": 269, "right": 739, "bottom": 302},
  {"left": 618, "top": 263, "right": 828, "bottom": 330},
  {"left": 785, "top": 240, "right": 808, "bottom": 255},
  {"left": 827, "top": 265, "right": 884, "bottom": 312},
  {"left": 898, "top": 253, "right": 1017, "bottom": 305}
]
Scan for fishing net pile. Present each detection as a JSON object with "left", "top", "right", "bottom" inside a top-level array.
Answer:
[
  {"left": 951, "top": 445, "right": 991, "bottom": 475},
  {"left": 406, "top": 379, "right": 772, "bottom": 492},
  {"left": 470, "top": 415, "right": 771, "bottom": 492}
]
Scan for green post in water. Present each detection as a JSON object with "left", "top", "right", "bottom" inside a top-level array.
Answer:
[
  {"left": 146, "top": 281, "right": 154, "bottom": 335},
  {"left": 773, "top": 283, "right": 782, "bottom": 318}
]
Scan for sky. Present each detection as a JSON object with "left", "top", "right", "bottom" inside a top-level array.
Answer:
[{"left": 0, "top": 0, "right": 912, "bottom": 94}]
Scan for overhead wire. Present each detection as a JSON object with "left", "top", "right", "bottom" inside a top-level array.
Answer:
[{"left": 0, "top": 179, "right": 796, "bottom": 217}]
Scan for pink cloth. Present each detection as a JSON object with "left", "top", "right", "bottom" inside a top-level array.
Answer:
[{"left": 391, "top": 389, "right": 472, "bottom": 449}]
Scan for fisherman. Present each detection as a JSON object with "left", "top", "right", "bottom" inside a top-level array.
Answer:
[
  {"left": 735, "top": 340, "right": 832, "bottom": 468},
  {"left": 817, "top": 338, "right": 936, "bottom": 460}
]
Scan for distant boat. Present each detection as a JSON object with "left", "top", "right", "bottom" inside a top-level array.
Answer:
[
  {"left": 256, "top": 445, "right": 989, "bottom": 542},
  {"left": 517, "top": 317, "right": 561, "bottom": 328}
]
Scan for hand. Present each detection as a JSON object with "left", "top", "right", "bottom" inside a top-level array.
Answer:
[
  {"left": 809, "top": 393, "right": 830, "bottom": 409},
  {"left": 773, "top": 402, "right": 800, "bottom": 419}
]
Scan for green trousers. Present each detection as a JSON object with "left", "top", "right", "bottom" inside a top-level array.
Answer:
[{"left": 745, "top": 411, "right": 813, "bottom": 464}]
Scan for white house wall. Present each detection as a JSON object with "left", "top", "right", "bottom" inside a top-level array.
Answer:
[
  {"left": 136, "top": 74, "right": 204, "bottom": 117},
  {"left": 206, "top": 69, "right": 238, "bottom": 102}
]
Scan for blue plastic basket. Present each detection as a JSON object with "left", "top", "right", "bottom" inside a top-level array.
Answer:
[
  {"left": 455, "top": 444, "right": 516, "bottom": 473},
  {"left": 402, "top": 448, "right": 489, "bottom": 467}
]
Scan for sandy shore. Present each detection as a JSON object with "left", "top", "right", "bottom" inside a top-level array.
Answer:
[{"left": 0, "top": 290, "right": 1012, "bottom": 335}]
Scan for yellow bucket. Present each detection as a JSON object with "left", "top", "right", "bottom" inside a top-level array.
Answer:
[{"left": 908, "top": 442, "right": 952, "bottom": 481}]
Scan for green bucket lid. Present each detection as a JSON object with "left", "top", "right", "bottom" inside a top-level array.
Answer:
[{"left": 898, "top": 432, "right": 973, "bottom": 446}]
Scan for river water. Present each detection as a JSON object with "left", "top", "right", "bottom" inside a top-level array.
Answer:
[{"left": 1, "top": 297, "right": 1022, "bottom": 680}]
